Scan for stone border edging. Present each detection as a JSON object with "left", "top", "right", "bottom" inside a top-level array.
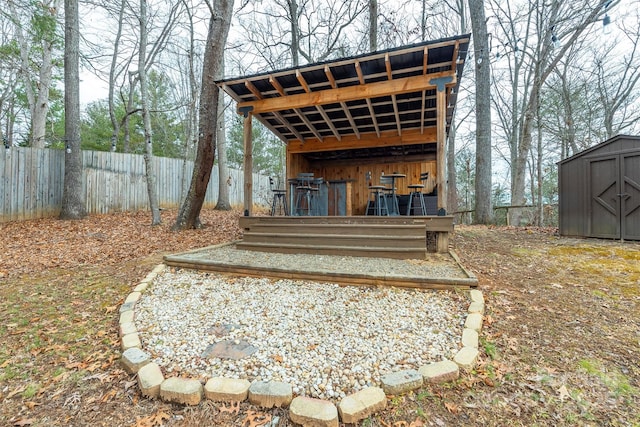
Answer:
[{"left": 119, "top": 264, "right": 484, "bottom": 426}]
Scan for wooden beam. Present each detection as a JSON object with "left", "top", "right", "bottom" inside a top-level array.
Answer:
[
  {"left": 436, "top": 84, "right": 446, "bottom": 213},
  {"left": 287, "top": 126, "right": 437, "bottom": 154},
  {"left": 243, "top": 114, "right": 253, "bottom": 215},
  {"left": 238, "top": 70, "right": 456, "bottom": 114},
  {"left": 308, "top": 152, "right": 436, "bottom": 168}
]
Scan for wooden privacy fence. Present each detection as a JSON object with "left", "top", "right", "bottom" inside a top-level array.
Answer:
[{"left": 0, "top": 147, "right": 271, "bottom": 223}]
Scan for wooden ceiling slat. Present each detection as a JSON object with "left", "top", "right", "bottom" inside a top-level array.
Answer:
[
  {"left": 356, "top": 60, "right": 381, "bottom": 137},
  {"left": 325, "top": 65, "right": 361, "bottom": 139},
  {"left": 385, "top": 54, "right": 402, "bottom": 136},
  {"left": 270, "top": 74, "right": 324, "bottom": 142},
  {"left": 298, "top": 69, "right": 342, "bottom": 141}
]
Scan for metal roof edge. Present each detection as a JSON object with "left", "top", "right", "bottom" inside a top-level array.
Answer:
[
  {"left": 557, "top": 134, "right": 640, "bottom": 165},
  {"left": 216, "top": 33, "right": 471, "bottom": 85}
]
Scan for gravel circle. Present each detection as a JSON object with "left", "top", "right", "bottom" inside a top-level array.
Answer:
[{"left": 135, "top": 269, "right": 468, "bottom": 401}]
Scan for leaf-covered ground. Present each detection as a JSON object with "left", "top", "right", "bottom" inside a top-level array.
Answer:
[{"left": 1, "top": 211, "right": 639, "bottom": 426}]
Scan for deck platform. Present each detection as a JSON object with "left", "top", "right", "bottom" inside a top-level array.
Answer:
[{"left": 163, "top": 216, "right": 477, "bottom": 290}]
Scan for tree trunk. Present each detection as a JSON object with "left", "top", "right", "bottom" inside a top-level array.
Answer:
[
  {"left": 139, "top": 0, "right": 161, "bottom": 225},
  {"left": 173, "top": 0, "right": 234, "bottom": 230},
  {"left": 289, "top": 0, "right": 300, "bottom": 66},
  {"left": 215, "top": 90, "right": 231, "bottom": 210},
  {"left": 369, "top": 0, "right": 377, "bottom": 51},
  {"left": 108, "top": 0, "right": 126, "bottom": 152},
  {"left": 468, "top": 0, "right": 493, "bottom": 224},
  {"left": 9, "top": 0, "right": 59, "bottom": 148},
  {"left": 60, "top": 0, "right": 86, "bottom": 220}
]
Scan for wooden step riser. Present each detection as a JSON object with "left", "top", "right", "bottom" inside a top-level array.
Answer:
[
  {"left": 239, "top": 216, "right": 454, "bottom": 232},
  {"left": 247, "top": 224, "right": 425, "bottom": 236},
  {"left": 235, "top": 242, "right": 426, "bottom": 260},
  {"left": 242, "top": 233, "right": 425, "bottom": 248}
]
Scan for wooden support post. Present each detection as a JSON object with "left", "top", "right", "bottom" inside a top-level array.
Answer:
[
  {"left": 243, "top": 113, "right": 253, "bottom": 215},
  {"left": 436, "top": 86, "right": 447, "bottom": 213}
]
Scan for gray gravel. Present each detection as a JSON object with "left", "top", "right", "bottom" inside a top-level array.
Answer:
[
  {"left": 182, "top": 244, "right": 470, "bottom": 279},
  {"left": 135, "top": 268, "right": 469, "bottom": 401}
]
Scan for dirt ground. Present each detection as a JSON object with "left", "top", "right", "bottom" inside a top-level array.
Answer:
[{"left": 1, "top": 209, "right": 639, "bottom": 427}]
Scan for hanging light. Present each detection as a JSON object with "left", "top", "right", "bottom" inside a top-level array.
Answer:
[
  {"left": 603, "top": 0, "right": 613, "bottom": 35},
  {"left": 66, "top": 144, "right": 71, "bottom": 154},
  {"left": 603, "top": 13, "right": 612, "bottom": 34}
]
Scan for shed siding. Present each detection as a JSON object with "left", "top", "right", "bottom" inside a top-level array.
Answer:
[{"left": 558, "top": 135, "right": 640, "bottom": 240}]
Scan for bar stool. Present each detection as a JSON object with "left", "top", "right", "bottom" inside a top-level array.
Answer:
[
  {"left": 380, "top": 175, "right": 400, "bottom": 215},
  {"left": 269, "top": 177, "right": 288, "bottom": 216},
  {"left": 294, "top": 173, "right": 320, "bottom": 216},
  {"left": 366, "top": 185, "right": 390, "bottom": 215},
  {"left": 406, "top": 172, "right": 429, "bottom": 216}
]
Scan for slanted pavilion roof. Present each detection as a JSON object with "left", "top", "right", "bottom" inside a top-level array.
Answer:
[{"left": 217, "top": 34, "right": 470, "bottom": 161}]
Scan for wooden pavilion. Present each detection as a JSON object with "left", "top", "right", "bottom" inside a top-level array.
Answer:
[{"left": 217, "top": 34, "right": 470, "bottom": 257}]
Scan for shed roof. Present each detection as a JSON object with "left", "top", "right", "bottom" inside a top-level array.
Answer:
[
  {"left": 217, "top": 34, "right": 470, "bottom": 161},
  {"left": 558, "top": 134, "right": 640, "bottom": 165}
]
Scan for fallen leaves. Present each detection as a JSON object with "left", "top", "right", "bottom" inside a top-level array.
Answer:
[
  {"left": 218, "top": 400, "right": 240, "bottom": 415},
  {"left": 242, "top": 410, "right": 272, "bottom": 427},
  {"left": 133, "top": 411, "right": 170, "bottom": 427}
]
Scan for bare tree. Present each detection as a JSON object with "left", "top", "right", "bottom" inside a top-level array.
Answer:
[
  {"left": 138, "top": 0, "right": 161, "bottom": 225},
  {"left": 490, "top": 0, "right": 618, "bottom": 225},
  {"left": 60, "top": 0, "right": 86, "bottom": 220},
  {"left": 368, "top": 0, "right": 377, "bottom": 51},
  {"left": 469, "top": 0, "right": 493, "bottom": 224},
  {"left": 215, "top": 57, "right": 231, "bottom": 211},
  {"left": 235, "top": 0, "right": 367, "bottom": 68},
  {"left": 7, "top": 0, "right": 61, "bottom": 148},
  {"left": 173, "top": 0, "right": 234, "bottom": 230},
  {"left": 593, "top": 16, "right": 640, "bottom": 139}
]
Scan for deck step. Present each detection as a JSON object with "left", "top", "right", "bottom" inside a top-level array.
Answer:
[
  {"left": 242, "top": 231, "right": 424, "bottom": 248},
  {"left": 237, "top": 216, "right": 453, "bottom": 258},
  {"left": 247, "top": 223, "right": 425, "bottom": 236},
  {"left": 235, "top": 241, "right": 426, "bottom": 260}
]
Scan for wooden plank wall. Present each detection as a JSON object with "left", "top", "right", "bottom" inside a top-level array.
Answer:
[
  {"left": 288, "top": 153, "right": 436, "bottom": 215},
  {"left": 0, "top": 147, "right": 271, "bottom": 222}
]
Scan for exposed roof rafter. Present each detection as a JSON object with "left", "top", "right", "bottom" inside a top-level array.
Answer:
[{"left": 217, "top": 34, "right": 470, "bottom": 147}]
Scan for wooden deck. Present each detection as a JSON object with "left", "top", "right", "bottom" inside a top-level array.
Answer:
[
  {"left": 163, "top": 215, "right": 477, "bottom": 290},
  {"left": 237, "top": 215, "right": 453, "bottom": 258}
]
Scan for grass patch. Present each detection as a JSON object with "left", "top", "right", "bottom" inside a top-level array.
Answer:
[
  {"left": 578, "top": 359, "right": 636, "bottom": 398},
  {"left": 481, "top": 337, "right": 498, "bottom": 360}
]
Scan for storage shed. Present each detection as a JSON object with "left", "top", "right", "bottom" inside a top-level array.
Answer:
[{"left": 558, "top": 134, "right": 640, "bottom": 240}]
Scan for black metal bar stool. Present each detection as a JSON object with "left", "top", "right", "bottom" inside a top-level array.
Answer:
[
  {"left": 380, "top": 175, "right": 400, "bottom": 215},
  {"left": 269, "top": 177, "right": 288, "bottom": 216},
  {"left": 406, "top": 172, "right": 429, "bottom": 215},
  {"left": 294, "top": 173, "right": 320, "bottom": 216}
]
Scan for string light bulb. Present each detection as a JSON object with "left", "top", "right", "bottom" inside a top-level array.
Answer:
[{"left": 603, "top": 14, "right": 612, "bottom": 34}]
